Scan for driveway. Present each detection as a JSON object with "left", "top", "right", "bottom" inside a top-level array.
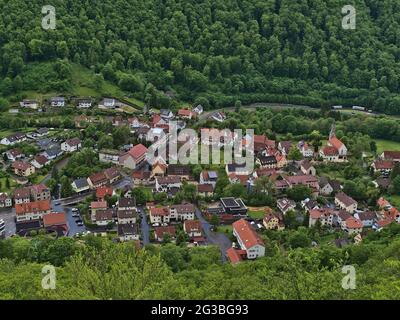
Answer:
[
  {"left": 195, "top": 208, "right": 231, "bottom": 262},
  {"left": 52, "top": 201, "right": 87, "bottom": 237}
]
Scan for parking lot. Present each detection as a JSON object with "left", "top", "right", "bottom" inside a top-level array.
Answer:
[{"left": 0, "top": 208, "right": 16, "bottom": 238}]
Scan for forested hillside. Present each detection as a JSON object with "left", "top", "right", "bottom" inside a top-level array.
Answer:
[
  {"left": 1, "top": 224, "right": 400, "bottom": 300},
  {"left": 1, "top": 0, "right": 400, "bottom": 113}
]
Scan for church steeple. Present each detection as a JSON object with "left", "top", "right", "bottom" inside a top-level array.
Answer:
[{"left": 329, "top": 123, "right": 336, "bottom": 140}]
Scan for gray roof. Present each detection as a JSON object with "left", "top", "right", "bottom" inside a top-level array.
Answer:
[{"left": 73, "top": 178, "right": 89, "bottom": 189}]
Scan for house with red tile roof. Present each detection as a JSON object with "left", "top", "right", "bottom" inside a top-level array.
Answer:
[
  {"left": 380, "top": 151, "right": 400, "bottom": 162},
  {"left": 149, "top": 207, "right": 170, "bottom": 224},
  {"left": 43, "top": 212, "right": 68, "bottom": 235},
  {"left": 232, "top": 219, "right": 265, "bottom": 260},
  {"left": 308, "top": 208, "right": 335, "bottom": 227},
  {"left": 197, "top": 184, "right": 214, "bottom": 197},
  {"left": 96, "top": 186, "right": 113, "bottom": 201},
  {"left": 6, "top": 148, "right": 24, "bottom": 161},
  {"left": 12, "top": 161, "right": 35, "bottom": 177},
  {"left": 15, "top": 200, "right": 51, "bottom": 222},
  {"left": 90, "top": 201, "right": 108, "bottom": 221},
  {"left": 87, "top": 171, "right": 108, "bottom": 189},
  {"left": 320, "top": 146, "right": 339, "bottom": 162},
  {"left": 343, "top": 217, "right": 363, "bottom": 235},
  {"left": 178, "top": 108, "right": 194, "bottom": 119},
  {"left": 154, "top": 226, "right": 176, "bottom": 242},
  {"left": 371, "top": 160, "right": 394, "bottom": 175},
  {"left": 119, "top": 144, "right": 148, "bottom": 169},
  {"left": 183, "top": 220, "right": 203, "bottom": 238}
]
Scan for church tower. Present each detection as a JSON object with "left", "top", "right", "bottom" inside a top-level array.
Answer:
[{"left": 329, "top": 123, "right": 336, "bottom": 140}]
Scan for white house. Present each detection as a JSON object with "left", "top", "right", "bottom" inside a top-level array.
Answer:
[
  {"left": 51, "top": 97, "right": 65, "bottom": 107},
  {"left": 20, "top": 99, "right": 39, "bottom": 109},
  {"left": 119, "top": 144, "right": 148, "bottom": 170},
  {"left": 118, "top": 223, "right": 140, "bottom": 241},
  {"left": 61, "top": 138, "right": 82, "bottom": 152},
  {"left": 193, "top": 104, "right": 203, "bottom": 115},
  {"left": 155, "top": 176, "right": 182, "bottom": 193},
  {"left": 335, "top": 192, "right": 358, "bottom": 214},
  {"left": 232, "top": 219, "right": 265, "bottom": 260}
]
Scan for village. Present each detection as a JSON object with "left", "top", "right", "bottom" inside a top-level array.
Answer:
[{"left": 0, "top": 96, "right": 399, "bottom": 265}]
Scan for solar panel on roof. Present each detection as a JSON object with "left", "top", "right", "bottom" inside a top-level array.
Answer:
[{"left": 221, "top": 198, "right": 239, "bottom": 208}]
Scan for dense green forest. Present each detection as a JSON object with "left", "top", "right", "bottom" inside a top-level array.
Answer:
[
  {"left": 1, "top": 223, "right": 400, "bottom": 299},
  {"left": 1, "top": 0, "right": 400, "bottom": 113}
]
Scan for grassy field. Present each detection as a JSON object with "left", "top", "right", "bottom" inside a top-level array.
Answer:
[
  {"left": 0, "top": 177, "right": 16, "bottom": 193},
  {"left": 248, "top": 210, "right": 266, "bottom": 219},
  {"left": 375, "top": 139, "right": 400, "bottom": 153}
]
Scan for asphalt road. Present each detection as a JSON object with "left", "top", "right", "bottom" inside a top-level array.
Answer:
[
  {"left": 138, "top": 206, "right": 150, "bottom": 245},
  {"left": 195, "top": 208, "right": 231, "bottom": 262}
]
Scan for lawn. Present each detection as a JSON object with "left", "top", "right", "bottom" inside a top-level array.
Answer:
[
  {"left": 217, "top": 225, "right": 232, "bottom": 234},
  {"left": 248, "top": 209, "right": 267, "bottom": 219},
  {"left": 0, "top": 177, "right": 16, "bottom": 193},
  {"left": 0, "top": 130, "right": 15, "bottom": 139},
  {"left": 375, "top": 139, "right": 400, "bottom": 154}
]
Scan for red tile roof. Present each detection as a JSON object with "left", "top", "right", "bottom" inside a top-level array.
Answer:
[
  {"left": 329, "top": 135, "right": 344, "bottom": 150},
  {"left": 322, "top": 146, "right": 339, "bottom": 156},
  {"left": 154, "top": 226, "right": 176, "bottom": 240},
  {"left": 43, "top": 212, "right": 67, "bottom": 227},
  {"left": 345, "top": 217, "right": 363, "bottom": 229},
  {"left": 197, "top": 184, "right": 214, "bottom": 193},
  {"left": 178, "top": 109, "right": 192, "bottom": 117},
  {"left": 34, "top": 155, "right": 48, "bottom": 165},
  {"left": 12, "top": 161, "right": 32, "bottom": 171},
  {"left": 184, "top": 220, "right": 202, "bottom": 233},
  {"left": 150, "top": 207, "right": 169, "bottom": 216},
  {"left": 96, "top": 186, "right": 113, "bottom": 199},
  {"left": 226, "top": 247, "right": 243, "bottom": 265},
  {"left": 15, "top": 200, "right": 51, "bottom": 216},
  {"left": 89, "top": 171, "right": 108, "bottom": 184},
  {"left": 373, "top": 160, "right": 395, "bottom": 170},
  {"left": 128, "top": 144, "right": 148, "bottom": 160},
  {"left": 91, "top": 201, "right": 108, "bottom": 210},
  {"left": 232, "top": 219, "right": 264, "bottom": 250},
  {"left": 382, "top": 151, "right": 400, "bottom": 160}
]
